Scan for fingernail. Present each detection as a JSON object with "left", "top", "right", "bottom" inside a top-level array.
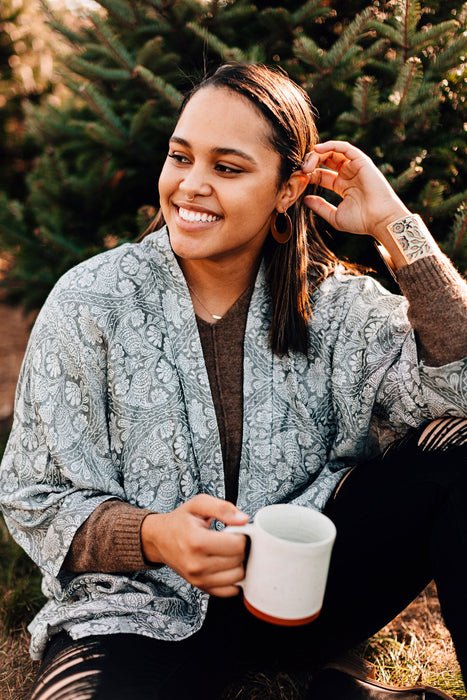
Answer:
[{"left": 232, "top": 509, "right": 248, "bottom": 522}]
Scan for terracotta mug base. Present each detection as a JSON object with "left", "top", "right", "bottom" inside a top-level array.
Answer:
[{"left": 244, "top": 597, "right": 320, "bottom": 626}]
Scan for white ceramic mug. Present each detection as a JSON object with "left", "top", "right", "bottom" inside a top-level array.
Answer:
[{"left": 224, "top": 503, "right": 336, "bottom": 626}]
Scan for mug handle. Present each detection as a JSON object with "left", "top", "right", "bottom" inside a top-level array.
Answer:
[
  {"left": 223, "top": 523, "right": 254, "bottom": 536},
  {"left": 223, "top": 523, "right": 255, "bottom": 587}
]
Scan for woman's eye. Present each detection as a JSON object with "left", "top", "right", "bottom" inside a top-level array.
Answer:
[
  {"left": 215, "top": 164, "right": 243, "bottom": 174},
  {"left": 168, "top": 153, "right": 190, "bottom": 164}
]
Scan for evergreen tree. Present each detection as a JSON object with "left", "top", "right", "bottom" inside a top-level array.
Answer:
[
  {"left": 0, "top": 0, "right": 466, "bottom": 309},
  {"left": 0, "top": 0, "right": 60, "bottom": 293}
]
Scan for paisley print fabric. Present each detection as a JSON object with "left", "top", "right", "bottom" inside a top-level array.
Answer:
[{"left": 0, "top": 227, "right": 466, "bottom": 660}]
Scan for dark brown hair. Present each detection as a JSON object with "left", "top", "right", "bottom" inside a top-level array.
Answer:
[{"left": 140, "top": 62, "right": 354, "bottom": 355}]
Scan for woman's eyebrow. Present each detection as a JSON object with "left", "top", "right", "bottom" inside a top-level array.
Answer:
[{"left": 169, "top": 136, "right": 258, "bottom": 165}]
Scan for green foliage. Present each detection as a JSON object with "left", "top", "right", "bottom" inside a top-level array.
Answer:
[
  {"left": 0, "top": 0, "right": 60, "bottom": 205},
  {"left": 0, "top": 0, "right": 466, "bottom": 308}
]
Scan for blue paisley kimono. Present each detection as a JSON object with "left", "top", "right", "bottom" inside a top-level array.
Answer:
[{"left": 1, "top": 227, "right": 466, "bottom": 659}]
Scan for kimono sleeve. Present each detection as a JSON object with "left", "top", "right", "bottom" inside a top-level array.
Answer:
[
  {"left": 0, "top": 279, "right": 126, "bottom": 578},
  {"left": 330, "top": 274, "right": 467, "bottom": 455}
]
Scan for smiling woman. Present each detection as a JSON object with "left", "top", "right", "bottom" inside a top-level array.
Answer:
[
  {"left": 150, "top": 64, "right": 326, "bottom": 351},
  {"left": 158, "top": 86, "right": 307, "bottom": 322},
  {"left": 1, "top": 63, "right": 467, "bottom": 700}
]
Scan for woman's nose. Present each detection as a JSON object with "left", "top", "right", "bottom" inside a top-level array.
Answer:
[{"left": 179, "top": 164, "right": 212, "bottom": 199}]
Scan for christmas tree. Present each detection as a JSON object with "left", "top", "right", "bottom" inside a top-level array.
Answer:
[
  {"left": 0, "top": 0, "right": 60, "bottom": 296},
  {"left": 0, "top": 0, "right": 465, "bottom": 309}
]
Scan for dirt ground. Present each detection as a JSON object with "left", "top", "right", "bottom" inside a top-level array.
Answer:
[{"left": 0, "top": 301, "right": 34, "bottom": 433}]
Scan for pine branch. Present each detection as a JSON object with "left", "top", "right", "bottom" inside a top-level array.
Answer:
[
  {"left": 258, "top": 8, "right": 291, "bottom": 34},
  {"left": 245, "top": 44, "right": 266, "bottom": 63},
  {"left": 67, "top": 81, "right": 129, "bottom": 138},
  {"left": 215, "top": 4, "right": 257, "bottom": 24},
  {"left": 133, "top": 20, "right": 172, "bottom": 35},
  {"left": 367, "top": 9, "right": 455, "bottom": 56},
  {"left": 410, "top": 21, "right": 459, "bottom": 51},
  {"left": 129, "top": 100, "right": 156, "bottom": 139},
  {"left": 293, "top": 36, "right": 326, "bottom": 73},
  {"left": 419, "top": 179, "right": 446, "bottom": 212},
  {"left": 96, "top": 0, "right": 138, "bottom": 27},
  {"left": 366, "top": 19, "right": 404, "bottom": 47},
  {"left": 24, "top": 102, "right": 83, "bottom": 142},
  {"left": 38, "top": 0, "right": 83, "bottom": 46},
  {"left": 357, "top": 38, "right": 389, "bottom": 65},
  {"left": 68, "top": 56, "right": 131, "bottom": 81},
  {"left": 325, "top": 7, "right": 374, "bottom": 69},
  {"left": 426, "top": 32, "right": 467, "bottom": 78},
  {"left": 185, "top": 22, "right": 246, "bottom": 63},
  {"left": 400, "top": 0, "right": 421, "bottom": 57},
  {"left": 43, "top": 148, "right": 68, "bottom": 184},
  {"left": 428, "top": 190, "right": 467, "bottom": 218},
  {"left": 389, "top": 155, "right": 424, "bottom": 191},
  {"left": 85, "top": 122, "right": 129, "bottom": 149},
  {"left": 0, "top": 223, "right": 35, "bottom": 247},
  {"left": 136, "top": 36, "right": 164, "bottom": 66},
  {"left": 80, "top": 43, "right": 120, "bottom": 61},
  {"left": 353, "top": 76, "right": 379, "bottom": 122},
  {"left": 400, "top": 94, "right": 440, "bottom": 124},
  {"left": 90, "top": 14, "right": 135, "bottom": 70},
  {"left": 336, "top": 77, "right": 380, "bottom": 129},
  {"left": 133, "top": 65, "right": 183, "bottom": 108},
  {"left": 36, "top": 226, "right": 85, "bottom": 255},
  {"left": 292, "top": 0, "right": 333, "bottom": 26},
  {"left": 390, "top": 57, "right": 423, "bottom": 112},
  {"left": 138, "top": 0, "right": 167, "bottom": 9}
]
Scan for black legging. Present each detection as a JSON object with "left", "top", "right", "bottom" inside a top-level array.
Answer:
[{"left": 29, "top": 418, "right": 467, "bottom": 699}]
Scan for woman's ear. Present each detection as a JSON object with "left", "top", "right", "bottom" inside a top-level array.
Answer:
[{"left": 277, "top": 171, "right": 310, "bottom": 211}]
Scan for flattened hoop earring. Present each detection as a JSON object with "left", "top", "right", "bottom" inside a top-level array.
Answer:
[{"left": 270, "top": 210, "right": 292, "bottom": 244}]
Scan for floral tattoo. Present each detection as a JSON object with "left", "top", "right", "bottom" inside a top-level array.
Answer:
[{"left": 387, "top": 215, "right": 437, "bottom": 263}]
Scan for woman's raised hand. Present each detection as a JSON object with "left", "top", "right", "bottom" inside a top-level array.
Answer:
[
  {"left": 302, "top": 141, "right": 411, "bottom": 242},
  {"left": 140, "top": 494, "right": 249, "bottom": 597}
]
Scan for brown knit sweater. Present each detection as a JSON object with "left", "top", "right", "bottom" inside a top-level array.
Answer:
[{"left": 64, "top": 255, "right": 467, "bottom": 573}]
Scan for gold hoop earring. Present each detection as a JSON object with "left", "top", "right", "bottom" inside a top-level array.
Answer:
[{"left": 270, "top": 210, "right": 292, "bottom": 244}]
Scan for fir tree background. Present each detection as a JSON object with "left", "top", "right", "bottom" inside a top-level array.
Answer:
[
  {"left": 0, "top": 2, "right": 467, "bottom": 697},
  {"left": 0, "top": 0, "right": 466, "bottom": 311}
]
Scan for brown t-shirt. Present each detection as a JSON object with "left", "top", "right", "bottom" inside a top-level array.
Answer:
[{"left": 64, "top": 255, "right": 467, "bottom": 573}]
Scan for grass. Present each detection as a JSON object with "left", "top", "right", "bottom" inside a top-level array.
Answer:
[
  {"left": 359, "top": 584, "right": 467, "bottom": 698},
  {"left": 0, "top": 425, "right": 465, "bottom": 699},
  {"left": 0, "top": 523, "right": 44, "bottom": 700}
]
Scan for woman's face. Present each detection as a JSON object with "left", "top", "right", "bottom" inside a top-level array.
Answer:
[{"left": 158, "top": 86, "right": 291, "bottom": 269}]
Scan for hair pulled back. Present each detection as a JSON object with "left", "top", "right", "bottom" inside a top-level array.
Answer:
[{"left": 141, "top": 62, "right": 348, "bottom": 356}]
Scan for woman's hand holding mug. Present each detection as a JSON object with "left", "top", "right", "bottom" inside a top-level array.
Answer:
[{"left": 141, "top": 494, "right": 249, "bottom": 597}]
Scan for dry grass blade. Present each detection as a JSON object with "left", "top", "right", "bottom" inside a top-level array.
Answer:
[
  {"left": 359, "top": 581, "right": 466, "bottom": 699},
  {"left": 0, "top": 626, "right": 38, "bottom": 700}
]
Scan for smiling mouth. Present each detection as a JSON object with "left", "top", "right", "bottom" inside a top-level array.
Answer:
[{"left": 178, "top": 206, "right": 222, "bottom": 224}]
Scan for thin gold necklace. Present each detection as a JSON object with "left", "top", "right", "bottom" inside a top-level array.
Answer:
[{"left": 187, "top": 283, "right": 223, "bottom": 321}]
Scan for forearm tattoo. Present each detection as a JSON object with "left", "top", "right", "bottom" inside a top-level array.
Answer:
[{"left": 387, "top": 214, "right": 438, "bottom": 264}]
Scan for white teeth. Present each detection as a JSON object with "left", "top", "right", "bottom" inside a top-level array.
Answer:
[{"left": 178, "top": 207, "right": 220, "bottom": 223}]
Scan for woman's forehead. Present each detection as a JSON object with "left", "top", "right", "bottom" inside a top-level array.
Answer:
[{"left": 173, "top": 86, "right": 275, "bottom": 153}]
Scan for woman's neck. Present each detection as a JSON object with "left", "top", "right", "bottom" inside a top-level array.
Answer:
[{"left": 179, "top": 257, "right": 259, "bottom": 323}]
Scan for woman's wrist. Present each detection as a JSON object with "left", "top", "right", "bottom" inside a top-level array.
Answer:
[
  {"left": 374, "top": 213, "right": 440, "bottom": 273},
  {"left": 140, "top": 512, "right": 165, "bottom": 565}
]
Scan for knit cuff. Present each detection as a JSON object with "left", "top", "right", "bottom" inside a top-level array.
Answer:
[
  {"left": 110, "top": 503, "right": 156, "bottom": 571},
  {"left": 396, "top": 254, "right": 464, "bottom": 299},
  {"left": 396, "top": 254, "right": 467, "bottom": 366}
]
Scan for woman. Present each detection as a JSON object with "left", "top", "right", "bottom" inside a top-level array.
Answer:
[{"left": 1, "top": 62, "right": 466, "bottom": 699}]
